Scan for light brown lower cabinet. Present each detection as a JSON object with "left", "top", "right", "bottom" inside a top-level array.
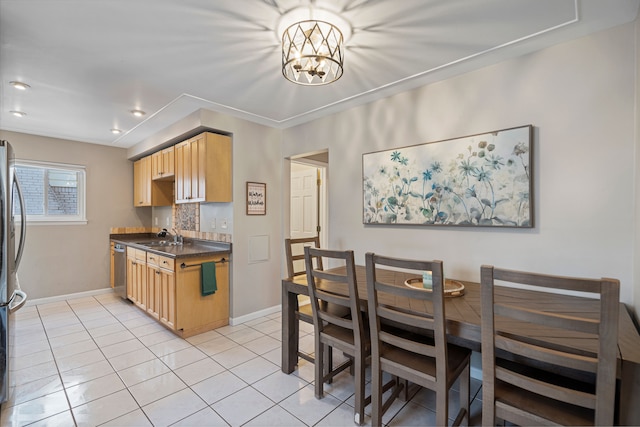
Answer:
[
  {"left": 126, "top": 248, "right": 147, "bottom": 311},
  {"left": 159, "top": 267, "right": 176, "bottom": 330},
  {"left": 147, "top": 253, "right": 176, "bottom": 329},
  {"left": 126, "top": 248, "right": 227, "bottom": 337},
  {"left": 174, "top": 254, "right": 229, "bottom": 337}
]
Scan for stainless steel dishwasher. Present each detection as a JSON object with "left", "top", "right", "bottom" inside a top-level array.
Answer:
[{"left": 113, "top": 243, "right": 126, "bottom": 299}]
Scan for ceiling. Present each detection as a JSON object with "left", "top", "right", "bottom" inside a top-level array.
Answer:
[{"left": 1, "top": 0, "right": 638, "bottom": 149}]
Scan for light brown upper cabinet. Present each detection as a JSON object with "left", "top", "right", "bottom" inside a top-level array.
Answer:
[
  {"left": 133, "top": 156, "right": 151, "bottom": 206},
  {"left": 133, "top": 155, "right": 173, "bottom": 207},
  {"left": 151, "top": 146, "right": 175, "bottom": 180},
  {"left": 175, "top": 132, "right": 232, "bottom": 203}
]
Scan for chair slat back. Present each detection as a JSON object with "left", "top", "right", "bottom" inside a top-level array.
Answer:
[
  {"left": 304, "top": 247, "right": 365, "bottom": 345},
  {"left": 480, "top": 265, "right": 620, "bottom": 426},
  {"left": 495, "top": 335, "right": 597, "bottom": 373},
  {"left": 365, "top": 253, "right": 448, "bottom": 382},
  {"left": 285, "top": 236, "right": 322, "bottom": 278},
  {"left": 497, "top": 367, "right": 597, "bottom": 409},
  {"left": 495, "top": 303, "right": 600, "bottom": 334}
]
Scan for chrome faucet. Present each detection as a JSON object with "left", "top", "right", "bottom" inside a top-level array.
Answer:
[{"left": 171, "top": 228, "right": 183, "bottom": 245}]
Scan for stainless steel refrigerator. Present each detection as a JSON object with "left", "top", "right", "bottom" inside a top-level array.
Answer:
[{"left": 0, "top": 140, "right": 27, "bottom": 403}]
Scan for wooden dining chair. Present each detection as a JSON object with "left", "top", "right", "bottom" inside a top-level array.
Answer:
[
  {"left": 304, "top": 246, "right": 370, "bottom": 425},
  {"left": 285, "top": 236, "right": 323, "bottom": 279},
  {"left": 365, "top": 252, "right": 471, "bottom": 427},
  {"left": 480, "top": 265, "right": 620, "bottom": 426},
  {"left": 284, "top": 236, "right": 323, "bottom": 364}
]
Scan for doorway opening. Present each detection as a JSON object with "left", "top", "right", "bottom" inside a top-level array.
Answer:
[{"left": 289, "top": 150, "right": 328, "bottom": 248}]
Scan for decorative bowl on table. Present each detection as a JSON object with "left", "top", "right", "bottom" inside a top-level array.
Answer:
[{"left": 404, "top": 277, "right": 465, "bottom": 297}]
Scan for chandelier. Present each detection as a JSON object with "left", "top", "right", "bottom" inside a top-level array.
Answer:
[{"left": 282, "top": 19, "right": 345, "bottom": 85}]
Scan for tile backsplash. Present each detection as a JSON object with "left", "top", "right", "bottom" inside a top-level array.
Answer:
[
  {"left": 123, "top": 201, "right": 233, "bottom": 243},
  {"left": 174, "top": 203, "right": 199, "bottom": 231}
]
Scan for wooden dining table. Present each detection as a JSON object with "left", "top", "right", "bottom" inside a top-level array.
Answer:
[{"left": 281, "top": 265, "right": 640, "bottom": 425}]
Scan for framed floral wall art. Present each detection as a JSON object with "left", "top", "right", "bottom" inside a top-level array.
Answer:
[{"left": 362, "top": 125, "right": 533, "bottom": 227}]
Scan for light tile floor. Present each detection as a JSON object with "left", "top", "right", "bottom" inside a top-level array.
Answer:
[{"left": 1, "top": 293, "right": 483, "bottom": 426}]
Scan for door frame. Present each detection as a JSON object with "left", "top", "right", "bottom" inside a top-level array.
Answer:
[{"left": 289, "top": 157, "right": 328, "bottom": 249}]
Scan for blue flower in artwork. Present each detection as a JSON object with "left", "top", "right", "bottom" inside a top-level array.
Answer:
[
  {"left": 465, "top": 186, "right": 477, "bottom": 198},
  {"left": 400, "top": 157, "right": 408, "bottom": 166},
  {"left": 431, "top": 161, "right": 442, "bottom": 173},
  {"left": 458, "top": 159, "right": 477, "bottom": 177},
  {"left": 485, "top": 154, "right": 505, "bottom": 170},
  {"left": 474, "top": 167, "right": 492, "bottom": 182},
  {"left": 422, "top": 170, "right": 432, "bottom": 181},
  {"left": 391, "top": 151, "right": 402, "bottom": 162}
]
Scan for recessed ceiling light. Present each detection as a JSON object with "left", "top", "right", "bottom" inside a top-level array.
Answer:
[
  {"left": 9, "top": 81, "right": 30, "bottom": 90},
  {"left": 131, "top": 109, "right": 146, "bottom": 117},
  {"left": 111, "top": 128, "right": 123, "bottom": 135},
  {"left": 10, "top": 110, "right": 26, "bottom": 117}
]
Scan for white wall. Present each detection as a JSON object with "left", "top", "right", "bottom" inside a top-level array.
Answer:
[
  {"left": 282, "top": 22, "right": 638, "bottom": 317},
  {"left": 0, "top": 130, "right": 147, "bottom": 299}
]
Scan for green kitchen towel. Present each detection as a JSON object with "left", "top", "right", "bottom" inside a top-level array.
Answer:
[{"left": 201, "top": 262, "right": 217, "bottom": 296}]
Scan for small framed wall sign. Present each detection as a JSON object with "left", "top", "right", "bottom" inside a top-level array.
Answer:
[{"left": 246, "top": 182, "right": 266, "bottom": 215}]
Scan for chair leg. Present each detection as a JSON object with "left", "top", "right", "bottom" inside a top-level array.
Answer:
[
  {"left": 371, "top": 363, "right": 383, "bottom": 427},
  {"left": 353, "top": 355, "right": 366, "bottom": 425},
  {"left": 315, "top": 341, "right": 325, "bottom": 399},
  {"left": 459, "top": 363, "right": 470, "bottom": 427},
  {"left": 401, "top": 378, "right": 410, "bottom": 401},
  {"left": 324, "top": 345, "right": 333, "bottom": 384},
  {"left": 435, "top": 384, "right": 448, "bottom": 427}
]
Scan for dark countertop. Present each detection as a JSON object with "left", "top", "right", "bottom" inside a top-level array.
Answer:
[{"left": 110, "top": 233, "right": 231, "bottom": 259}]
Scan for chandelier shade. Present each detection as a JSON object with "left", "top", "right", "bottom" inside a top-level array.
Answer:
[{"left": 282, "top": 19, "right": 344, "bottom": 85}]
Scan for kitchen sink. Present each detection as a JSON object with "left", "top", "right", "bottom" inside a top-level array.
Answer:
[{"left": 136, "top": 240, "right": 190, "bottom": 247}]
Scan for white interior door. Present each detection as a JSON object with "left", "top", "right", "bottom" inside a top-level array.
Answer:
[{"left": 291, "top": 165, "right": 318, "bottom": 239}]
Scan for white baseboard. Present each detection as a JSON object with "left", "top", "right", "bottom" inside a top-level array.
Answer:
[
  {"left": 230, "top": 304, "right": 281, "bottom": 325},
  {"left": 26, "top": 288, "right": 115, "bottom": 307}
]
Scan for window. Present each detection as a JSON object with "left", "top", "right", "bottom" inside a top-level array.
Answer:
[{"left": 13, "top": 160, "right": 86, "bottom": 224}]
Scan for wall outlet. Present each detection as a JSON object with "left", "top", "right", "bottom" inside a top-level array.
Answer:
[
  {"left": 211, "top": 218, "right": 216, "bottom": 229},
  {"left": 221, "top": 218, "right": 228, "bottom": 229},
  {"left": 154, "top": 217, "right": 158, "bottom": 226},
  {"left": 166, "top": 217, "right": 170, "bottom": 226}
]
